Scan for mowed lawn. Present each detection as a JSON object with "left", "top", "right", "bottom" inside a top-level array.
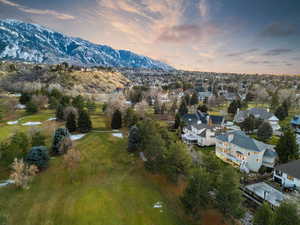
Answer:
[
  {"left": 0, "top": 110, "right": 57, "bottom": 142},
  {"left": 0, "top": 114, "right": 188, "bottom": 225}
]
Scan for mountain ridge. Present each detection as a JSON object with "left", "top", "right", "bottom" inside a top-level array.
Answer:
[{"left": 0, "top": 19, "right": 173, "bottom": 70}]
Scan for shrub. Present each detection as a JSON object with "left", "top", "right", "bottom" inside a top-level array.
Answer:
[{"left": 25, "top": 146, "right": 49, "bottom": 170}]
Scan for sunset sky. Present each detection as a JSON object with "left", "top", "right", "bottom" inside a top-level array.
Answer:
[{"left": 0, "top": 0, "right": 299, "bottom": 74}]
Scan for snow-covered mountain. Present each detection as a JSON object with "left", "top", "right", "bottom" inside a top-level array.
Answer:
[{"left": 0, "top": 19, "right": 173, "bottom": 70}]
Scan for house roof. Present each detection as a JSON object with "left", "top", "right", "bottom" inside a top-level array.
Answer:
[
  {"left": 210, "top": 115, "right": 224, "bottom": 125},
  {"left": 263, "top": 148, "right": 278, "bottom": 158},
  {"left": 275, "top": 160, "right": 300, "bottom": 180},
  {"left": 248, "top": 108, "right": 274, "bottom": 120},
  {"left": 182, "top": 111, "right": 224, "bottom": 129},
  {"left": 291, "top": 116, "right": 300, "bottom": 126},
  {"left": 216, "top": 130, "right": 273, "bottom": 152},
  {"left": 235, "top": 108, "right": 276, "bottom": 122}
]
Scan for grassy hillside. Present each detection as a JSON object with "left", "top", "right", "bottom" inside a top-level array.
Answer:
[
  {"left": 0, "top": 114, "right": 188, "bottom": 225},
  {"left": 0, "top": 61, "right": 129, "bottom": 94}
]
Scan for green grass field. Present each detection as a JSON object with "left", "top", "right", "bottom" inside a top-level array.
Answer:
[{"left": 0, "top": 113, "right": 188, "bottom": 225}]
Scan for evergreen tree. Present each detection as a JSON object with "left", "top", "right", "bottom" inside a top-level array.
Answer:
[
  {"left": 282, "top": 99, "right": 290, "bottom": 115},
  {"left": 56, "top": 104, "right": 65, "bottom": 121},
  {"left": 174, "top": 113, "right": 181, "bottom": 129},
  {"left": 127, "top": 126, "right": 141, "bottom": 153},
  {"left": 66, "top": 112, "right": 77, "bottom": 133},
  {"left": 240, "top": 115, "right": 256, "bottom": 133},
  {"left": 86, "top": 100, "right": 96, "bottom": 112},
  {"left": 190, "top": 92, "right": 199, "bottom": 106},
  {"left": 228, "top": 100, "right": 241, "bottom": 114},
  {"left": 60, "top": 95, "right": 71, "bottom": 107},
  {"left": 31, "top": 131, "right": 46, "bottom": 146},
  {"left": 19, "top": 92, "right": 31, "bottom": 105},
  {"left": 78, "top": 110, "right": 92, "bottom": 133},
  {"left": 48, "top": 96, "right": 59, "bottom": 109},
  {"left": 163, "top": 142, "right": 191, "bottom": 183},
  {"left": 270, "top": 93, "right": 279, "bottom": 111},
  {"left": 26, "top": 101, "right": 38, "bottom": 114},
  {"left": 111, "top": 109, "right": 122, "bottom": 129},
  {"left": 154, "top": 97, "right": 161, "bottom": 114},
  {"left": 181, "top": 168, "right": 212, "bottom": 217},
  {"left": 215, "top": 167, "right": 244, "bottom": 219},
  {"left": 276, "top": 127, "right": 298, "bottom": 163},
  {"left": 257, "top": 122, "right": 273, "bottom": 141},
  {"left": 253, "top": 203, "right": 274, "bottom": 225},
  {"left": 123, "top": 108, "right": 138, "bottom": 128},
  {"left": 275, "top": 106, "right": 287, "bottom": 121},
  {"left": 273, "top": 202, "right": 300, "bottom": 225},
  {"left": 26, "top": 146, "right": 49, "bottom": 170},
  {"left": 197, "top": 104, "right": 208, "bottom": 113},
  {"left": 184, "top": 94, "right": 190, "bottom": 105},
  {"left": 144, "top": 133, "right": 166, "bottom": 172},
  {"left": 178, "top": 100, "right": 188, "bottom": 116},
  {"left": 51, "top": 128, "right": 72, "bottom": 155},
  {"left": 72, "top": 95, "right": 85, "bottom": 110}
]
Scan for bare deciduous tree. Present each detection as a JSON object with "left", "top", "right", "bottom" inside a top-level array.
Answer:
[
  {"left": 63, "top": 106, "right": 78, "bottom": 121},
  {"left": 10, "top": 158, "right": 38, "bottom": 189},
  {"left": 135, "top": 100, "right": 148, "bottom": 118},
  {"left": 31, "top": 95, "right": 48, "bottom": 110},
  {"left": 105, "top": 93, "right": 128, "bottom": 117}
]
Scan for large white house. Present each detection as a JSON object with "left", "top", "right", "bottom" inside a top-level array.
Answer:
[
  {"left": 273, "top": 160, "right": 300, "bottom": 190},
  {"left": 215, "top": 131, "right": 277, "bottom": 172},
  {"left": 181, "top": 111, "right": 225, "bottom": 147},
  {"left": 234, "top": 108, "right": 280, "bottom": 131}
]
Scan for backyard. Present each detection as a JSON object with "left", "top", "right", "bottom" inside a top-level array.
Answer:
[{"left": 0, "top": 112, "right": 189, "bottom": 225}]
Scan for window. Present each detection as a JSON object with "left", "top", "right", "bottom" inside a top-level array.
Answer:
[{"left": 275, "top": 170, "right": 282, "bottom": 176}]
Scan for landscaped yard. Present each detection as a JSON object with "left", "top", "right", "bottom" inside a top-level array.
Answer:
[{"left": 0, "top": 114, "right": 189, "bottom": 225}]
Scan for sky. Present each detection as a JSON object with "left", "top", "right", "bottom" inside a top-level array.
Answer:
[{"left": 0, "top": 0, "right": 300, "bottom": 74}]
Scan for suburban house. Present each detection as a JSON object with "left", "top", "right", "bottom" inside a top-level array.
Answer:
[
  {"left": 181, "top": 111, "right": 225, "bottom": 147},
  {"left": 223, "top": 92, "right": 238, "bottom": 101},
  {"left": 215, "top": 131, "right": 278, "bottom": 172},
  {"left": 198, "top": 91, "right": 213, "bottom": 101},
  {"left": 234, "top": 108, "right": 281, "bottom": 131},
  {"left": 291, "top": 115, "right": 300, "bottom": 133},
  {"left": 273, "top": 159, "right": 300, "bottom": 190}
]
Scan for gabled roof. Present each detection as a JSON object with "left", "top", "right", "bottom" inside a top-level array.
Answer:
[
  {"left": 182, "top": 111, "right": 224, "bottom": 128},
  {"left": 235, "top": 108, "right": 276, "bottom": 122},
  {"left": 210, "top": 115, "right": 224, "bottom": 125},
  {"left": 248, "top": 108, "right": 274, "bottom": 120},
  {"left": 291, "top": 116, "right": 300, "bottom": 126},
  {"left": 216, "top": 130, "right": 273, "bottom": 152},
  {"left": 275, "top": 160, "right": 300, "bottom": 180}
]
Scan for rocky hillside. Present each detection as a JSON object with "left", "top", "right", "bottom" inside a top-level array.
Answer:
[
  {"left": 0, "top": 61, "right": 129, "bottom": 94},
  {"left": 0, "top": 19, "right": 173, "bottom": 70}
]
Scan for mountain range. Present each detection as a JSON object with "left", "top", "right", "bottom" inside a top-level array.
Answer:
[{"left": 0, "top": 19, "right": 173, "bottom": 70}]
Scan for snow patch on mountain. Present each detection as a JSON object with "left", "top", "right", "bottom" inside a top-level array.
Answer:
[{"left": 0, "top": 19, "right": 173, "bottom": 70}]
